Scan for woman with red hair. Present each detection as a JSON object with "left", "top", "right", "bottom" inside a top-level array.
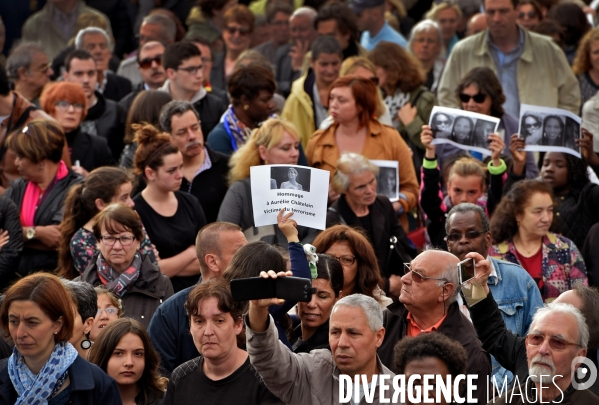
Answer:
[
  {"left": 41, "top": 82, "right": 115, "bottom": 177},
  {"left": 306, "top": 75, "right": 418, "bottom": 229}
]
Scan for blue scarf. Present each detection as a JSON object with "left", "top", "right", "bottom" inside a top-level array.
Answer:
[{"left": 8, "top": 342, "right": 78, "bottom": 404}]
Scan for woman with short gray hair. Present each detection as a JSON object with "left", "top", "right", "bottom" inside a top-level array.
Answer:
[{"left": 408, "top": 19, "right": 445, "bottom": 93}]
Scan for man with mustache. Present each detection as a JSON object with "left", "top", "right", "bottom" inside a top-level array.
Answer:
[
  {"left": 159, "top": 100, "right": 229, "bottom": 223},
  {"left": 444, "top": 203, "right": 543, "bottom": 387},
  {"left": 465, "top": 254, "right": 599, "bottom": 403}
]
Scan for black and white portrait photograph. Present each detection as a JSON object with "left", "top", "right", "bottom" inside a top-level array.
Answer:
[
  {"left": 472, "top": 119, "right": 497, "bottom": 148},
  {"left": 518, "top": 104, "right": 582, "bottom": 158},
  {"left": 430, "top": 112, "right": 453, "bottom": 139},
  {"left": 451, "top": 116, "right": 474, "bottom": 145},
  {"left": 270, "top": 166, "right": 311, "bottom": 192}
]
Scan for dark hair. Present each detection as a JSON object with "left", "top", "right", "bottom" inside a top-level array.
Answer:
[
  {"left": 94, "top": 286, "right": 124, "bottom": 318},
  {"left": 532, "top": 19, "right": 563, "bottom": 47},
  {"left": 89, "top": 318, "right": 167, "bottom": 403},
  {"left": 451, "top": 116, "right": 474, "bottom": 143},
  {"left": 393, "top": 332, "right": 468, "bottom": 376},
  {"left": 445, "top": 203, "right": 490, "bottom": 234},
  {"left": 542, "top": 115, "right": 564, "bottom": 144},
  {"left": 573, "top": 284, "right": 599, "bottom": 350},
  {"left": 6, "top": 119, "right": 64, "bottom": 164},
  {"left": 329, "top": 75, "right": 378, "bottom": 128},
  {"left": 483, "top": 0, "right": 518, "bottom": 9},
  {"left": 490, "top": 179, "right": 555, "bottom": 243},
  {"left": 133, "top": 123, "right": 179, "bottom": 178},
  {"left": 162, "top": 41, "right": 201, "bottom": 71},
  {"left": 315, "top": 1, "right": 359, "bottom": 43},
  {"left": 224, "top": 5, "right": 255, "bottom": 33},
  {"left": 57, "top": 167, "right": 133, "bottom": 279},
  {"left": 195, "top": 222, "right": 243, "bottom": 272},
  {"left": 198, "top": 0, "right": 233, "bottom": 18},
  {"left": 125, "top": 90, "right": 173, "bottom": 144},
  {"left": 311, "top": 35, "right": 343, "bottom": 61},
  {"left": 562, "top": 153, "right": 590, "bottom": 191},
  {"left": 266, "top": 1, "right": 294, "bottom": 24},
  {"left": 312, "top": 225, "right": 382, "bottom": 301},
  {"left": 0, "top": 64, "right": 9, "bottom": 96},
  {"left": 548, "top": 3, "right": 590, "bottom": 47},
  {"left": 228, "top": 64, "right": 276, "bottom": 106},
  {"left": 315, "top": 254, "right": 345, "bottom": 297},
  {"left": 185, "top": 278, "right": 243, "bottom": 322},
  {"left": 61, "top": 280, "right": 98, "bottom": 324},
  {"left": 92, "top": 203, "right": 144, "bottom": 242},
  {"left": 0, "top": 273, "right": 75, "bottom": 342},
  {"left": 223, "top": 241, "right": 287, "bottom": 282},
  {"left": 368, "top": 41, "right": 424, "bottom": 94},
  {"left": 64, "top": 49, "right": 95, "bottom": 72},
  {"left": 159, "top": 100, "right": 200, "bottom": 135},
  {"left": 518, "top": 0, "right": 543, "bottom": 20},
  {"left": 456, "top": 67, "right": 505, "bottom": 118},
  {"left": 521, "top": 114, "right": 542, "bottom": 138}
]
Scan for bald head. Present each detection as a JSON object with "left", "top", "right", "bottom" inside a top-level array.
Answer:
[{"left": 467, "top": 13, "right": 487, "bottom": 36}]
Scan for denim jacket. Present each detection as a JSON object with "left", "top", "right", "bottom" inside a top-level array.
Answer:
[{"left": 487, "top": 257, "right": 544, "bottom": 386}]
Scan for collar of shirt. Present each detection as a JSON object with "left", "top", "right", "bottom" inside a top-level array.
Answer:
[
  {"left": 186, "top": 147, "right": 212, "bottom": 192},
  {"left": 96, "top": 71, "right": 108, "bottom": 93},
  {"left": 406, "top": 311, "right": 447, "bottom": 336},
  {"left": 487, "top": 26, "right": 525, "bottom": 65},
  {"left": 52, "top": 3, "right": 79, "bottom": 39}
]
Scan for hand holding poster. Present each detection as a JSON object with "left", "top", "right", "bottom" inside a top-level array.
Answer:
[
  {"left": 251, "top": 165, "right": 330, "bottom": 230},
  {"left": 370, "top": 160, "right": 399, "bottom": 202},
  {"left": 518, "top": 104, "right": 581, "bottom": 158},
  {"left": 428, "top": 106, "right": 501, "bottom": 155}
]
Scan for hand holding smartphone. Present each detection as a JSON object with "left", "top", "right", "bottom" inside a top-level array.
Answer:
[{"left": 230, "top": 276, "right": 315, "bottom": 302}]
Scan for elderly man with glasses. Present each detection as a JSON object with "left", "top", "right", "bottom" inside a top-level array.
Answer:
[
  {"left": 378, "top": 248, "right": 491, "bottom": 403},
  {"left": 6, "top": 42, "right": 53, "bottom": 105}
]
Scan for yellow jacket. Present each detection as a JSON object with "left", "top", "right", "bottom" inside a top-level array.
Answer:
[{"left": 281, "top": 74, "right": 316, "bottom": 149}]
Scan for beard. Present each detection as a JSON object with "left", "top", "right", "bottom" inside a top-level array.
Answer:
[{"left": 529, "top": 354, "right": 557, "bottom": 382}]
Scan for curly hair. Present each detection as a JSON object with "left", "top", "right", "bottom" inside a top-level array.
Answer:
[
  {"left": 368, "top": 41, "right": 425, "bottom": 95},
  {"left": 393, "top": 332, "right": 468, "bottom": 376},
  {"left": 490, "top": 179, "right": 555, "bottom": 243},
  {"left": 455, "top": 67, "right": 505, "bottom": 118},
  {"left": 573, "top": 28, "right": 599, "bottom": 76},
  {"left": 133, "top": 123, "right": 179, "bottom": 178}
]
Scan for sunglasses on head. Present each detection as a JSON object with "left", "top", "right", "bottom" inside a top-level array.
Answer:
[
  {"left": 139, "top": 55, "right": 163, "bottom": 69},
  {"left": 459, "top": 93, "right": 487, "bottom": 103},
  {"left": 226, "top": 26, "right": 251, "bottom": 36}
]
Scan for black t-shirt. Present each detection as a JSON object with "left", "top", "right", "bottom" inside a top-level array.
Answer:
[
  {"left": 133, "top": 191, "right": 206, "bottom": 293},
  {"left": 164, "top": 356, "right": 282, "bottom": 405}
]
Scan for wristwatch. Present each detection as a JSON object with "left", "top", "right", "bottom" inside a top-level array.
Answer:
[{"left": 26, "top": 227, "right": 36, "bottom": 240}]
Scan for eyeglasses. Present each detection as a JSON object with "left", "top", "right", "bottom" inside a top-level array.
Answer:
[
  {"left": 139, "top": 55, "right": 163, "bottom": 69},
  {"left": 526, "top": 333, "right": 582, "bottom": 351},
  {"left": 226, "top": 26, "right": 251, "bottom": 36},
  {"left": 413, "top": 37, "right": 438, "bottom": 45},
  {"left": 329, "top": 255, "right": 357, "bottom": 266},
  {"left": 96, "top": 307, "right": 119, "bottom": 317},
  {"left": 403, "top": 263, "right": 449, "bottom": 283},
  {"left": 177, "top": 64, "right": 203, "bottom": 75},
  {"left": 444, "top": 230, "right": 485, "bottom": 243},
  {"left": 55, "top": 100, "right": 84, "bottom": 111},
  {"left": 459, "top": 93, "right": 487, "bottom": 103},
  {"left": 518, "top": 11, "right": 537, "bottom": 19},
  {"left": 100, "top": 235, "right": 136, "bottom": 246}
]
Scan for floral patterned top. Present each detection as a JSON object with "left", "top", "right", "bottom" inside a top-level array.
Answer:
[
  {"left": 489, "top": 232, "right": 588, "bottom": 302},
  {"left": 70, "top": 227, "right": 158, "bottom": 275}
]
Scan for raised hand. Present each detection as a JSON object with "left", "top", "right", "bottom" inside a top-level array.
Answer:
[
  {"left": 420, "top": 125, "right": 436, "bottom": 159},
  {"left": 488, "top": 133, "right": 505, "bottom": 167},
  {"left": 277, "top": 209, "right": 299, "bottom": 243}
]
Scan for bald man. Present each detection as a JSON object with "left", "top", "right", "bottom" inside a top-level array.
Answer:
[
  {"left": 378, "top": 249, "right": 491, "bottom": 403},
  {"left": 467, "top": 13, "right": 487, "bottom": 36}
]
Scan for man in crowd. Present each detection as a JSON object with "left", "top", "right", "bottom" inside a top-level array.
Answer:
[
  {"left": 378, "top": 249, "right": 491, "bottom": 403},
  {"left": 63, "top": 49, "right": 126, "bottom": 160},
  {"left": 184, "top": 35, "right": 229, "bottom": 106},
  {"left": 445, "top": 203, "right": 543, "bottom": 385},
  {"left": 247, "top": 290, "right": 395, "bottom": 403},
  {"left": 118, "top": 41, "right": 167, "bottom": 111},
  {"left": 467, "top": 13, "right": 487, "bottom": 36},
  {"left": 159, "top": 101, "right": 230, "bottom": 224},
  {"left": 148, "top": 222, "right": 247, "bottom": 375},
  {"left": 117, "top": 13, "right": 177, "bottom": 85},
  {"left": 75, "top": 27, "right": 132, "bottom": 102},
  {"left": 350, "top": 0, "right": 407, "bottom": 51},
  {"left": 6, "top": 43, "right": 53, "bottom": 105},
  {"left": 254, "top": 2, "right": 293, "bottom": 66},
  {"left": 159, "top": 42, "right": 226, "bottom": 139},
  {"left": 315, "top": 1, "right": 365, "bottom": 61},
  {"left": 438, "top": 0, "right": 580, "bottom": 117},
  {"left": 275, "top": 7, "right": 318, "bottom": 98}
]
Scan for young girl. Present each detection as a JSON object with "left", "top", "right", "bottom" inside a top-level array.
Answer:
[
  {"left": 90, "top": 286, "right": 123, "bottom": 341},
  {"left": 89, "top": 318, "right": 167, "bottom": 405}
]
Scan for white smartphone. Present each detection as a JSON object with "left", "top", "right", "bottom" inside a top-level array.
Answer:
[{"left": 458, "top": 258, "right": 476, "bottom": 285}]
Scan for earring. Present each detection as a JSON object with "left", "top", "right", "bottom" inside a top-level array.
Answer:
[
  {"left": 244, "top": 105, "right": 249, "bottom": 110},
  {"left": 81, "top": 338, "right": 92, "bottom": 350},
  {"left": 54, "top": 331, "right": 58, "bottom": 335}
]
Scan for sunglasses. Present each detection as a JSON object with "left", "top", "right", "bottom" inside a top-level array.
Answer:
[
  {"left": 435, "top": 119, "right": 451, "bottom": 126},
  {"left": 519, "top": 11, "right": 537, "bottom": 19},
  {"left": 444, "top": 230, "right": 485, "bottom": 243},
  {"left": 403, "top": 263, "right": 449, "bottom": 283},
  {"left": 35, "top": 62, "right": 53, "bottom": 73},
  {"left": 526, "top": 333, "right": 582, "bottom": 351},
  {"left": 524, "top": 122, "right": 541, "bottom": 129},
  {"left": 139, "top": 55, "right": 163, "bottom": 69},
  {"left": 459, "top": 93, "right": 487, "bottom": 103},
  {"left": 226, "top": 26, "right": 251, "bottom": 36}
]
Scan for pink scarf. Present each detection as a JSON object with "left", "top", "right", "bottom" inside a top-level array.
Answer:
[{"left": 20, "top": 161, "right": 68, "bottom": 227}]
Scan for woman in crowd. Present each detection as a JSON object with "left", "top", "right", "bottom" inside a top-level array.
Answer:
[
  {"left": 218, "top": 118, "right": 317, "bottom": 246},
  {"left": 216, "top": 5, "right": 255, "bottom": 85},
  {"left": 0, "top": 196, "right": 22, "bottom": 290},
  {"left": 62, "top": 280, "right": 97, "bottom": 359},
  {"left": 574, "top": 28, "right": 599, "bottom": 107},
  {"left": 549, "top": 3, "right": 590, "bottom": 65},
  {"left": 490, "top": 179, "right": 588, "bottom": 302},
  {"left": 521, "top": 113, "right": 544, "bottom": 145},
  {"left": 312, "top": 224, "right": 389, "bottom": 306},
  {"left": 0, "top": 273, "right": 121, "bottom": 403},
  {"left": 79, "top": 204, "right": 173, "bottom": 328},
  {"left": 541, "top": 115, "right": 564, "bottom": 146},
  {"left": 451, "top": 116, "right": 473, "bottom": 144},
  {"left": 306, "top": 76, "right": 419, "bottom": 228},
  {"left": 516, "top": 0, "right": 543, "bottom": 30},
  {"left": 290, "top": 254, "right": 344, "bottom": 353},
  {"left": 89, "top": 318, "right": 167, "bottom": 405},
  {"left": 133, "top": 124, "right": 206, "bottom": 293},
  {"left": 425, "top": 1, "right": 461, "bottom": 57},
  {"left": 408, "top": 19, "right": 444, "bottom": 93},
  {"left": 119, "top": 90, "right": 173, "bottom": 169},
  {"left": 4, "top": 120, "right": 83, "bottom": 279},
  {"left": 57, "top": 166, "right": 157, "bottom": 279},
  {"left": 89, "top": 286, "right": 123, "bottom": 342},
  {"left": 368, "top": 42, "right": 437, "bottom": 174},
  {"left": 207, "top": 64, "right": 276, "bottom": 155},
  {"left": 40, "top": 82, "right": 115, "bottom": 177},
  {"left": 326, "top": 153, "right": 416, "bottom": 297}
]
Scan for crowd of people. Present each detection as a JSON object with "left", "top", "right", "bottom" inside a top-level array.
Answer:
[{"left": 1, "top": 0, "right": 599, "bottom": 403}]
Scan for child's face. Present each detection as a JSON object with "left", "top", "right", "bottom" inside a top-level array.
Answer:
[{"left": 447, "top": 175, "right": 484, "bottom": 205}]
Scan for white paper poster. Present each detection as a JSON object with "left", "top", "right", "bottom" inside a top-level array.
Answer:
[
  {"left": 370, "top": 160, "right": 399, "bottom": 202},
  {"left": 429, "top": 106, "right": 501, "bottom": 156},
  {"left": 518, "top": 104, "right": 581, "bottom": 158},
  {"left": 251, "top": 165, "right": 330, "bottom": 230}
]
